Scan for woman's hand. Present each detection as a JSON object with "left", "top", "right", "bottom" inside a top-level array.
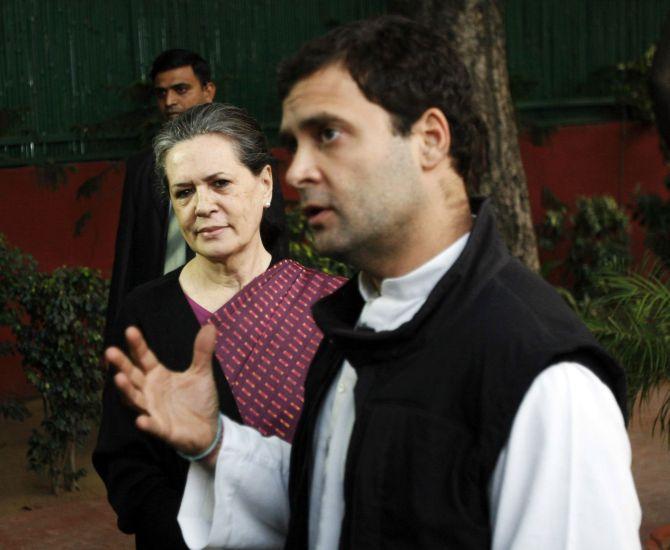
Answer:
[{"left": 107, "top": 324, "right": 221, "bottom": 459}]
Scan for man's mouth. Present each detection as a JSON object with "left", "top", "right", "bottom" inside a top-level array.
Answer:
[{"left": 303, "top": 205, "right": 332, "bottom": 226}]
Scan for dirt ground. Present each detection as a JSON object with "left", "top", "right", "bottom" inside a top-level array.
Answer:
[{"left": 0, "top": 389, "right": 668, "bottom": 549}]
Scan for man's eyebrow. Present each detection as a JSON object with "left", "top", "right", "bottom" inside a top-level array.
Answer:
[
  {"left": 299, "top": 113, "right": 345, "bottom": 131},
  {"left": 278, "top": 113, "right": 347, "bottom": 146},
  {"left": 154, "top": 82, "right": 191, "bottom": 91}
]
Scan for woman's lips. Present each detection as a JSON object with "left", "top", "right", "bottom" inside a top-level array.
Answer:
[{"left": 196, "top": 225, "right": 228, "bottom": 237}]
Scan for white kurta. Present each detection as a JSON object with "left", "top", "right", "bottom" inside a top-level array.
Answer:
[{"left": 179, "top": 235, "right": 641, "bottom": 550}]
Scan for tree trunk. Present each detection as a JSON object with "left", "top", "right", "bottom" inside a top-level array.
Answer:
[
  {"left": 389, "top": 0, "right": 540, "bottom": 271},
  {"left": 64, "top": 438, "right": 78, "bottom": 492}
]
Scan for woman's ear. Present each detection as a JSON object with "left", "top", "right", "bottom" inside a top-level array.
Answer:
[
  {"left": 412, "top": 107, "right": 451, "bottom": 170},
  {"left": 259, "top": 164, "right": 273, "bottom": 207}
]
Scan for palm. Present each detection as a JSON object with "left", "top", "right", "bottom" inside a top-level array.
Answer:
[{"left": 107, "top": 324, "right": 220, "bottom": 455}]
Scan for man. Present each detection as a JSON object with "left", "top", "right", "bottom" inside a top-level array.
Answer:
[
  {"left": 110, "top": 16, "right": 641, "bottom": 549},
  {"left": 105, "top": 49, "right": 216, "bottom": 341}
]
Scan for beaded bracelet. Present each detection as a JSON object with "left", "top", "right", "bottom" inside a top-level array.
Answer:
[{"left": 177, "top": 415, "right": 223, "bottom": 462}]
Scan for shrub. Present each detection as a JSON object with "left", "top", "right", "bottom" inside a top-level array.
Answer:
[
  {"left": 0, "top": 233, "right": 108, "bottom": 493},
  {"left": 573, "top": 260, "right": 670, "bottom": 442},
  {"left": 536, "top": 190, "right": 631, "bottom": 299},
  {"left": 14, "top": 267, "right": 108, "bottom": 493},
  {"left": 0, "top": 234, "right": 37, "bottom": 420},
  {"left": 635, "top": 176, "right": 670, "bottom": 269}
]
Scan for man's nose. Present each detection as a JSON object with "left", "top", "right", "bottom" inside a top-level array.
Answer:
[
  {"left": 286, "top": 146, "right": 320, "bottom": 189},
  {"left": 165, "top": 89, "right": 178, "bottom": 106}
]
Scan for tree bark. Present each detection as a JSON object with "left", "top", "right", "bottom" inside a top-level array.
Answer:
[{"left": 389, "top": 0, "right": 540, "bottom": 271}]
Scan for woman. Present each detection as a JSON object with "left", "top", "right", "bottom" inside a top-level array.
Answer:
[{"left": 93, "top": 103, "right": 344, "bottom": 549}]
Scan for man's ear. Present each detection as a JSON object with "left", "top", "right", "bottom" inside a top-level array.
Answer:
[
  {"left": 413, "top": 108, "right": 451, "bottom": 170},
  {"left": 204, "top": 82, "right": 217, "bottom": 102}
]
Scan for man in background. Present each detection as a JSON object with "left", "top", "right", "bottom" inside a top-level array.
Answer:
[{"left": 104, "top": 49, "right": 216, "bottom": 341}]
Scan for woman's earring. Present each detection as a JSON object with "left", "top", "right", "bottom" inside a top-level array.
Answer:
[{"left": 264, "top": 201, "right": 271, "bottom": 208}]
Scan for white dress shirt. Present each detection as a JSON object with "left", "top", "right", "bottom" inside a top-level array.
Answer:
[{"left": 179, "top": 234, "right": 641, "bottom": 550}]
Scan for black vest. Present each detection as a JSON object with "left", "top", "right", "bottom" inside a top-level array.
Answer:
[{"left": 285, "top": 198, "right": 626, "bottom": 549}]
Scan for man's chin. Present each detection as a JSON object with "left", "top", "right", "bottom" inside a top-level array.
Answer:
[{"left": 312, "top": 234, "right": 350, "bottom": 264}]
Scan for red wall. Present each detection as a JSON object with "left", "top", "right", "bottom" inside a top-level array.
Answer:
[
  {"left": 1, "top": 124, "right": 667, "bottom": 398},
  {"left": 521, "top": 121, "right": 668, "bottom": 260}
]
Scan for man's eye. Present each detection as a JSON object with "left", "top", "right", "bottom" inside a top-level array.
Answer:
[
  {"left": 155, "top": 89, "right": 167, "bottom": 99},
  {"left": 319, "top": 127, "right": 340, "bottom": 144},
  {"left": 175, "top": 85, "right": 189, "bottom": 94}
]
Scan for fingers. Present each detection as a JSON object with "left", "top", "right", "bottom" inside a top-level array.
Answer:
[
  {"left": 105, "top": 346, "right": 146, "bottom": 389},
  {"left": 125, "top": 326, "right": 161, "bottom": 373},
  {"left": 113, "top": 372, "right": 148, "bottom": 413},
  {"left": 136, "top": 414, "right": 164, "bottom": 439},
  {"left": 191, "top": 324, "right": 217, "bottom": 375}
]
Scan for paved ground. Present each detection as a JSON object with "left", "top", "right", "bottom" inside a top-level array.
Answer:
[{"left": 0, "top": 390, "right": 668, "bottom": 549}]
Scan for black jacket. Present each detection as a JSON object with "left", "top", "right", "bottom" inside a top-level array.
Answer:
[
  {"left": 104, "top": 150, "right": 174, "bottom": 346},
  {"left": 285, "top": 198, "right": 626, "bottom": 549},
  {"left": 94, "top": 270, "right": 242, "bottom": 550}
]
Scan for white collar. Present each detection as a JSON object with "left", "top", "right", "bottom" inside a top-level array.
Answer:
[{"left": 357, "top": 232, "right": 470, "bottom": 305}]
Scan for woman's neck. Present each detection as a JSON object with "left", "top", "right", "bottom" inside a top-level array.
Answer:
[{"left": 179, "top": 240, "right": 272, "bottom": 312}]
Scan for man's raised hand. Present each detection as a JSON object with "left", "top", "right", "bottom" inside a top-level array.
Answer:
[{"left": 106, "top": 324, "right": 221, "bottom": 458}]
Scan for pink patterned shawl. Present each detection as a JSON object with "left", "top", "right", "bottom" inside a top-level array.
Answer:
[{"left": 188, "top": 259, "right": 345, "bottom": 443}]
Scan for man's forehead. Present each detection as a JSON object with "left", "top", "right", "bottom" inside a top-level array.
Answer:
[
  {"left": 154, "top": 65, "right": 197, "bottom": 85},
  {"left": 280, "top": 64, "right": 367, "bottom": 131}
]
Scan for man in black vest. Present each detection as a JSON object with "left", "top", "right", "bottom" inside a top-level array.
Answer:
[
  {"left": 105, "top": 49, "right": 216, "bottom": 342},
  {"left": 109, "top": 15, "right": 641, "bottom": 549}
]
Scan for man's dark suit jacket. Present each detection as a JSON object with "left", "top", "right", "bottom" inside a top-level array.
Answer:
[{"left": 104, "top": 149, "right": 176, "bottom": 345}]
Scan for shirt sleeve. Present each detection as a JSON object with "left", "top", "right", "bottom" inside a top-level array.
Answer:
[
  {"left": 489, "top": 362, "right": 641, "bottom": 550},
  {"left": 178, "top": 415, "right": 291, "bottom": 550}
]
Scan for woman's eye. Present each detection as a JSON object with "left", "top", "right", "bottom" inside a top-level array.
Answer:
[
  {"left": 174, "top": 188, "right": 193, "bottom": 199},
  {"left": 212, "top": 179, "right": 230, "bottom": 189}
]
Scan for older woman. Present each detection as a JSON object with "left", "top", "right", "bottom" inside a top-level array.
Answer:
[{"left": 93, "top": 103, "right": 344, "bottom": 549}]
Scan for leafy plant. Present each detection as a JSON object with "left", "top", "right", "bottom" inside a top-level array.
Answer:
[
  {"left": 635, "top": 176, "right": 670, "bottom": 269},
  {"left": 0, "top": 234, "right": 109, "bottom": 493},
  {"left": 286, "top": 205, "right": 353, "bottom": 278},
  {"left": 536, "top": 190, "right": 631, "bottom": 298},
  {"left": 0, "top": 234, "right": 38, "bottom": 421},
  {"left": 574, "top": 260, "right": 670, "bottom": 443},
  {"left": 612, "top": 44, "right": 657, "bottom": 124},
  {"left": 13, "top": 267, "right": 108, "bottom": 493}
]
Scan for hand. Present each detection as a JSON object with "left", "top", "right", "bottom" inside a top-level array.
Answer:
[{"left": 107, "top": 324, "right": 221, "bottom": 458}]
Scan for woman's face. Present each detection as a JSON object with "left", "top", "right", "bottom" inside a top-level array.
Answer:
[{"left": 165, "top": 133, "right": 272, "bottom": 262}]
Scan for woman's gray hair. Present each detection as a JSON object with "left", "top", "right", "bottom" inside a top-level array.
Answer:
[
  {"left": 152, "top": 102, "right": 288, "bottom": 259},
  {"left": 153, "top": 102, "right": 273, "bottom": 185}
]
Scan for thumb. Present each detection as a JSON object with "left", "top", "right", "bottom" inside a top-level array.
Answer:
[{"left": 191, "top": 323, "right": 217, "bottom": 374}]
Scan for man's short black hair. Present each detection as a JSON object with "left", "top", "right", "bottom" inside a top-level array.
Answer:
[
  {"left": 150, "top": 49, "right": 212, "bottom": 87},
  {"left": 277, "top": 15, "right": 487, "bottom": 189}
]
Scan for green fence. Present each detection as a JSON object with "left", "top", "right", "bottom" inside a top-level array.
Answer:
[
  {"left": 0, "top": 0, "right": 386, "bottom": 166},
  {"left": 505, "top": 0, "right": 668, "bottom": 124},
  {"left": 1, "top": 0, "right": 668, "bottom": 166}
]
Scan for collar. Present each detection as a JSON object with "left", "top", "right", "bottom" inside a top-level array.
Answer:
[
  {"left": 357, "top": 233, "right": 469, "bottom": 305},
  {"left": 312, "top": 197, "right": 510, "bottom": 359}
]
